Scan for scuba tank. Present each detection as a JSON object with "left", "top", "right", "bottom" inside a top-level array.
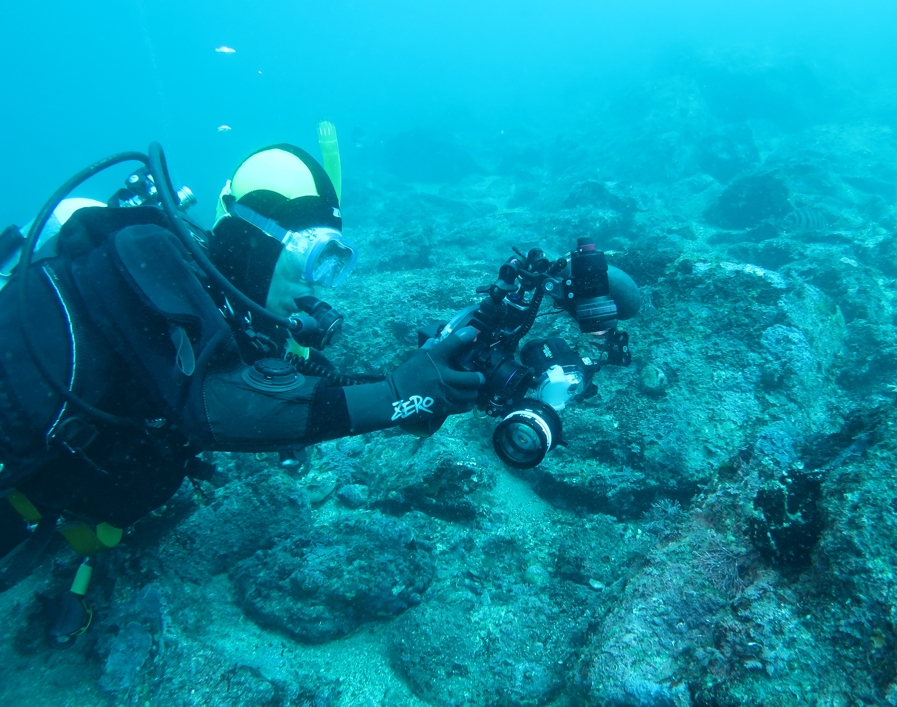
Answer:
[{"left": 0, "top": 198, "right": 107, "bottom": 294}]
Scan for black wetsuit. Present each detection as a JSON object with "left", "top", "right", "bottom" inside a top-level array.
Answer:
[{"left": 0, "top": 206, "right": 352, "bottom": 532}]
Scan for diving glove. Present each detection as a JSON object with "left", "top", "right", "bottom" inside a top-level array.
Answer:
[{"left": 343, "top": 326, "right": 484, "bottom": 436}]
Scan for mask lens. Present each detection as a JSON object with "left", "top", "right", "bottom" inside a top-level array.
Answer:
[
  {"left": 224, "top": 200, "right": 358, "bottom": 288},
  {"left": 310, "top": 239, "right": 353, "bottom": 287},
  {"left": 278, "top": 228, "right": 358, "bottom": 287}
]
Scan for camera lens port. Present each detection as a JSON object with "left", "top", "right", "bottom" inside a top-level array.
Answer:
[{"left": 492, "top": 399, "right": 562, "bottom": 469}]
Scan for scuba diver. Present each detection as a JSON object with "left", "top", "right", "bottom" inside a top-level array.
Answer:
[{"left": 0, "top": 127, "right": 485, "bottom": 641}]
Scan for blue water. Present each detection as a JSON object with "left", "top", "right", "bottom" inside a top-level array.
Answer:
[{"left": 2, "top": 0, "right": 895, "bottom": 229}]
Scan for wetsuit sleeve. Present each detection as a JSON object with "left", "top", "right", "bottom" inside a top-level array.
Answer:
[{"left": 305, "top": 386, "right": 353, "bottom": 440}]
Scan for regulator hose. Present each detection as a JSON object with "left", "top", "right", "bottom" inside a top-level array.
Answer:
[{"left": 285, "top": 353, "right": 383, "bottom": 387}]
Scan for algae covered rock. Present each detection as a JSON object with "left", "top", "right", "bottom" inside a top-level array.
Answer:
[
  {"left": 336, "top": 483, "right": 369, "bottom": 508},
  {"left": 156, "top": 465, "right": 312, "bottom": 582},
  {"left": 514, "top": 252, "right": 846, "bottom": 522},
  {"left": 388, "top": 515, "right": 630, "bottom": 707},
  {"left": 231, "top": 511, "right": 435, "bottom": 643},
  {"left": 699, "top": 123, "right": 760, "bottom": 183},
  {"left": 705, "top": 172, "right": 791, "bottom": 229},
  {"left": 95, "top": 583, "right": 166, "bottom": 694},
  {"left": 150, "top": 639, "right": 342, "bottom": 707},
  {"left": 338, "top": 428, "right": 496, "bottom": 522},
  {"left": 561, "top": 179, "right": 639, "bottom": 243},
  {"left": 99, "top": 620, "right": 154, "bottom": 693},
  {"left": 579, "top": 527, "right": 842, "bottom": 707},
  {"left": 389, "top": 559, "right": 601, "bottom": 707},
  {"left": 391, "top": 587, "right": 589, "bottom": 707},
  {"left": 639, "top": 363, "right": 669, "bottom": 396},
  {"left": 368, "top": 448, "right": 492, "bottom": 521}
]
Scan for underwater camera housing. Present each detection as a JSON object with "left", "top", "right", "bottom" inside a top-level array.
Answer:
[{"left": 416, "top": 242, "right": 632, "bottom": 469}]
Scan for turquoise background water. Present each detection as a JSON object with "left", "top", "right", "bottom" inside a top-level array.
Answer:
[{"left": 2, "top": 0, "right": 895, "bottom": 228}]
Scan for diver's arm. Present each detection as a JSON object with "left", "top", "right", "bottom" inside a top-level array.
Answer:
[
  {"left": 203, "top": 327, "right": 484, "bottom": 447},
  {"left": 302, "top": 327, "right": 485, "bottom": 442},
  {"left": 74, "top": 221, "right": 481, "bottom": 451}
]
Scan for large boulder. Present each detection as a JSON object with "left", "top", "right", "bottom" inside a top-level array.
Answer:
[
  {"left": 231, "top": 511, "right": 435, "bottom": 643},
  {"left": 704, "top": 173, "right": 791, "bottom": 229}
]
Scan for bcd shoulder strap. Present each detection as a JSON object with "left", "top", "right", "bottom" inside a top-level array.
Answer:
[{"left": 55, "top": 205, "right": 171, "bottom": 259}]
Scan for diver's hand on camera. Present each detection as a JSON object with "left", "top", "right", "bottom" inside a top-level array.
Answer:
[
  {"left": 342, "top": 326, "right": 484, "bottom": 436},
  {"left": 387, "top": 326, "right": 485, "bottom": 419}
]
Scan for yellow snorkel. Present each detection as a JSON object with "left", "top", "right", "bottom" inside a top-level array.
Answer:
[{"left": 318, "top": 121, "right": 342, "bottom": 203}]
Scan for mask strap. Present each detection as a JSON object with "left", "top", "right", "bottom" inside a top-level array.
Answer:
[{"left": 221, "top": 194, "right": 292, "bottom": 246}]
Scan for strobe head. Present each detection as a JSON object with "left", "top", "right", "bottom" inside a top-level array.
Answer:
[
  {"left": 492, "top": 399, "right": 563, "bottom": 469},
  {"left": 569, "top": 238, "right": 618, "bottom": 333}
]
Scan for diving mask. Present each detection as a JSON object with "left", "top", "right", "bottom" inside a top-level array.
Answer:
[{"left": 223, "top": 196, "right": 358, "bottom": 287}]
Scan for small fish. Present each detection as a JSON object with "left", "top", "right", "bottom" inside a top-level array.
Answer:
[
  {"left": 217, "top": 125, "right": 232, "bottom": 132},
  {"left": 214, "top": 45, "right": 236, "bottom": 54},
  {"left": 783, "top": 207, "right": 827, "bottom": 234}
]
